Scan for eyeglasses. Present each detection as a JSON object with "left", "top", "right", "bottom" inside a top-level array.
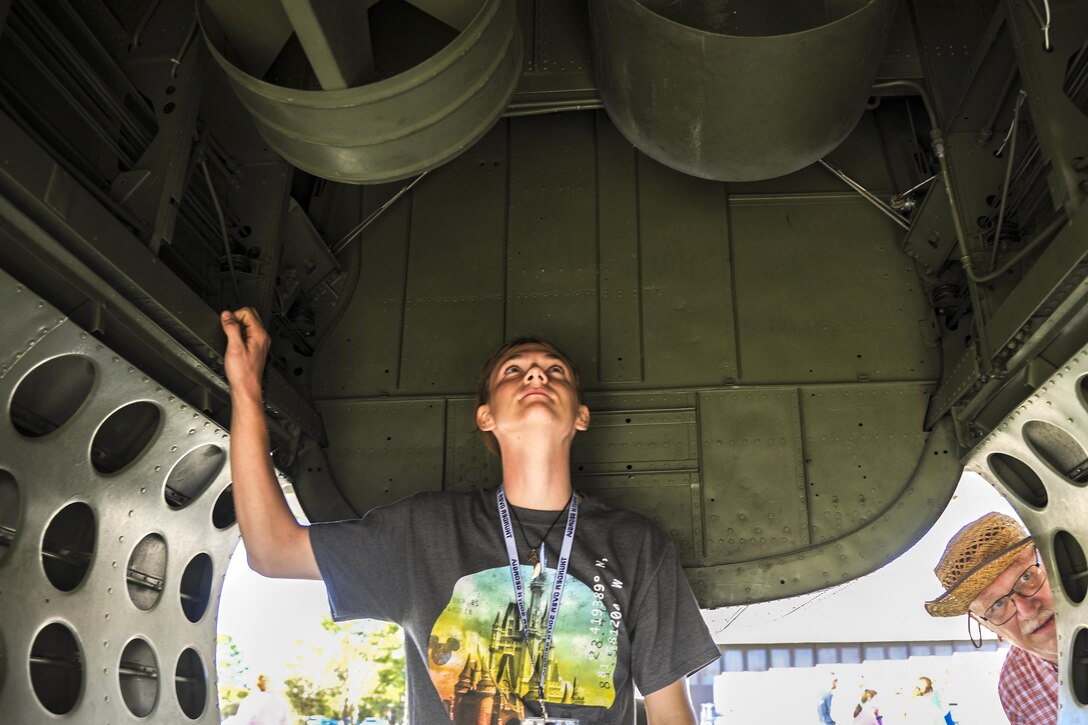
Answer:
[{"left": 974, "top": 552, "right": 1047, "bottom": 626}]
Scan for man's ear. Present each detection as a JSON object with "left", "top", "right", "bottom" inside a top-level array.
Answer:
[
  {"left": 575, "top": 405, "right": 590, "bottom": 431},
  {"left": 476, "top": 404, "right": 495, "bottom": 432}
]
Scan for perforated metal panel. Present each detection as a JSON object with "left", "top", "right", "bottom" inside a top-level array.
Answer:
[
  {"left": 966, "top": 341, "right": 1088, "bottom": 718},
  {"left": 0, "top": 268, "right": 237, "bottom": 722}
]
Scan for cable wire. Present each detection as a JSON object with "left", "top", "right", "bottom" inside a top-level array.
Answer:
[{"left": 200, "top": 159, "right": 243, "bottom": 302}]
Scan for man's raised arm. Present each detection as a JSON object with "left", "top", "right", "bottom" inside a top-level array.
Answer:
[{"left": 221, "top": 308, "right": 321, "bottom": 580}]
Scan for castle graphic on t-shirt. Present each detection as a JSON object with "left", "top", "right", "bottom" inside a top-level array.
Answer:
[{"left": 429, "top": 564, "right": 620, "bottom": 723}]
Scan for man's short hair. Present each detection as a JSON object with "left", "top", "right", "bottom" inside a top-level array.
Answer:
[
  {"left": 924, "top": 512, "right": 1032, "bottom": 617},
  {"left": 474, "top": 336, "right": 585, "bottom": 456}
]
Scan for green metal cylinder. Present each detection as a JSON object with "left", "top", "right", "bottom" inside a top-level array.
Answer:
[
  {"left": 198, "top": 0, "right": 521, "bottom": 183},
  {"left": 589, "top": 0, "right": 899, "bottom": 181}
]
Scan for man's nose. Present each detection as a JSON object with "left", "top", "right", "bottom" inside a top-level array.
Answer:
[
  {"left": 524, "top": 364, "right": 546, "bottom": 382},
  {"left": 1012, "top": 589, "right": 1041, "bottom": 618}
]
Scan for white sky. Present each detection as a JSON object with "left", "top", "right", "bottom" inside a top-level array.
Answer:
[{"left": 216, "top": 471, "right": 1018, "bottom": 685}]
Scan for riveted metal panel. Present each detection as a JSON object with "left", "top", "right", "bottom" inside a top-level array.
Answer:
[
  {"left": 400, "top": 126, "right": 509, "bottom": 393},
  {"left": 876, "top": 0, "right": 924, "bottom": 79},
  {"left": 317, "top": 398, "right": 446, "bottom": 514},
  {"left": 570, "top": 391, "right": 701, "bottom": 560},
  {"left": 909, "top": 0, "right": 997, "bottom": 124},
  {"left": 966, "top": 340, "right": 1088, "bottom": 721},
  {"left": 802, "top": 382, "right": 934, "bottom": 544},
  {"left": 687, "top": 417, "right": 960, "bottom": 606},
  {"left": 637, "top": 156, "right": 736, "bottom": 386},
  {"left": 596, "top": 113, "right": 643, "bottom": 383},
  {"left": 0, "top": 268, "right": 237, "bottom": 724},
  {"left": 446, "top": 397, "right": 502, "bottom": 492},
  {"left": 579, "top": 472, "right": 703, "bottom": 562},
  {"left": 732, "top": 197, "right": 937, "bottom": 384},
  {"left": 506, "top": 113, "right": 599, "bottom": 370},
  {"left": 698, "top": 389, "right": 808, "bottom": 563},
  {"left": 311, "top": 184, "right": 411, "bottom": 398},
  {"left": 573, "top": 409, "right": 698, "bottom": 473},
  {"left": 513, "top": 0, "right": 596, "bottom": 111}
]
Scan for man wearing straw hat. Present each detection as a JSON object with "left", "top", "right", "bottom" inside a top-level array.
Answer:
[{"left": 925, "top": 512, "right": 1058, "bottom": 724}]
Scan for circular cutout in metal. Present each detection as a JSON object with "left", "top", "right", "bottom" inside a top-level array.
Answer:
[
  {"left": 127, "top": 533, "right": 167, "bottom": 611},
  {"left": 1054, "top": 529, "right": 1088, "bottom": 604},
  {"left": 174, "top": 647, "right": 207, "bottom": 719},
  {"left": 11, "top": 355, "right": 95, "bottom": 437},
  {"left": 41, "top": 502, "right": 96, "bottom": 591},
  {"left": 164, "top": 444, "right": 225, "bottom": 509},
  {"left": 119, "top": 637, "right": 159, "bottom": 717},
  {"left": 180, "top": 552, "right": 213, "bottom": 623},
  {"left": 988, "top": 452, "right": 1048, "bottom": 508},
  {"left": 0, "top": 470, "right": 19, "bottom": 562},
  {"left": 1075, "top": 627, "right": 1088, "bottom": 706},
  {"left": 30, "top": 622, "right": 83, "bottom": 715},
  {"left": 91, "top": 401, "right": 161, "bottom": 474},
  {"left": 211, "top": 484, "right": 236, "bottom": 529},
  {"left": 1023, "top": 420, "right": 1088, "bottom": 485}
]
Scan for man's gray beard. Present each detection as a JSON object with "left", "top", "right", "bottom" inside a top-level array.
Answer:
[{"left": 1018, "top": 608, "right": 1056, "bottom": 636}]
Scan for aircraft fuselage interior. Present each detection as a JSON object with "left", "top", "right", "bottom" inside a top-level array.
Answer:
[{"left": 0, "top": 0, "right": 1087, "bottom": 721}]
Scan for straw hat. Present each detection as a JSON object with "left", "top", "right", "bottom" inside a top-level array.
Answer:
[{"left": 924, "top": 512, "right": 1033, "bottom": 617}]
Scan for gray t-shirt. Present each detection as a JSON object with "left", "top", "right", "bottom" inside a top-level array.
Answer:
[{"left": 310, "top": 488, "right": 719, "bottom": 724}]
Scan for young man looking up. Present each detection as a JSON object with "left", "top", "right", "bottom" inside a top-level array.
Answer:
[
  {"left": 221, "top": 308, "right": 720, "bottom": 725},
  {"left": 924, "top": 512, "right": 1058, "bottom": 724}
]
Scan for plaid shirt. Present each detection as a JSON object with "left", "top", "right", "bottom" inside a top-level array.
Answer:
[{"left": 998, "top": 645, "right": 1059, "bottom": 725}]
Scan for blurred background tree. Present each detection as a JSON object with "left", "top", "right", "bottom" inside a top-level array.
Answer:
[
  {"left": 216, "top": 634, "right": 251, "bottom": 718},
  {"left": 284, "top": 617, "right": 406, "bottom": 722}
]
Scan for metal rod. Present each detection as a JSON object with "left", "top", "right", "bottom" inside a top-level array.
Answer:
[
  {"left": 58, "top": 0, "right": 157, "bottom": 129},
  {"left": 119, "top": 664, "right": 160, "bottom": 679},
  {"left": 988, "top": 90, "right": 1028, "bottom": 273},
  {"left": 129, "top": 0, "right": 164, "bottom": 50},
  {"left": 331, "top": 172, "right": 429, "bottom": 255},
  {"left": 20, "top": 1, "right": 153, "bottom": 150},
  {"left": 979, "top": 66, "right": 1018, "bottom": 145},
  {"left": 897, "top": 175, "right": 938, "bottom": 198},
  {"left": 170, "top": 19, "right": 199, "bottom": 79},
  {"left": 970, "top": 214, "right": 1067, "bottom": 283},
  {"left": 126, "top": 567, "right": 165, "bottom": 591},
  {"left": 30, "top": 655, "right": 82, "bottom": 669},
  {"left": 816, "top": 159, "right": 911, "bottom": 231},
  {"left": 875, "top": 79, "right": 994, "bottom": 371},
  {"left": 5, "top": 17, "right": 136, "bottom": 167},
  {"left": 41, "top": 545, "right": 91, "bottom": 568},
  {"left": 201, "top": 159, "right": 243, "bottom": 302}
]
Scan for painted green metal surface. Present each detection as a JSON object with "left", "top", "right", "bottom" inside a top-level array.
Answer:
[
  {"left": 589, "top": 0, "right": 900, "bottom": 180},
  {"left": 198, "top": 0, "right": 522, "bottom": 182},
  {"left": 306, "top": 109, "right": 952, "bottom": 604}
]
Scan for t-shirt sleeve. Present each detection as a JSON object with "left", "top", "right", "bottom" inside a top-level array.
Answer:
[
  {"left": 308, "top": 497, "right": 413, "bottom": 623},
  {"left": 628, "top": 533, "right": 720, "bottom": 696}
]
